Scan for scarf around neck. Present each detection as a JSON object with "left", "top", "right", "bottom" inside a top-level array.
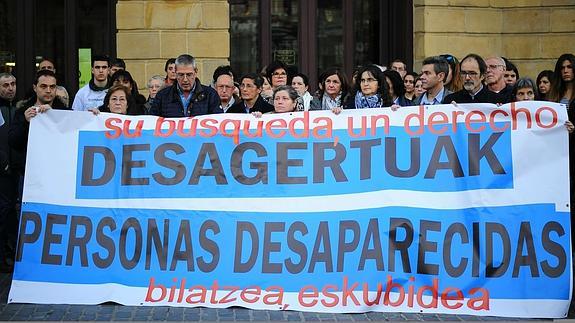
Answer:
[{"left": 354, "top": 91, "right": 381, "bottom": 109}]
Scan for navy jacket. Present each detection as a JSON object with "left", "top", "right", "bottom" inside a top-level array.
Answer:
[{"left": 150, "top": 79, "right": 222, "bottom": 117}]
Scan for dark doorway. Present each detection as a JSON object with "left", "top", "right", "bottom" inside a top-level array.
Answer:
[{"left": 229, "top": 0, "right": 413, "bottom": 91}]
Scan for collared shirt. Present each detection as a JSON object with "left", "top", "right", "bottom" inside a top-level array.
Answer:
[
  {"left": 469, "top": 84, "right": 483, "bottom": 100},
  {"left": 420, "top": 87, "right": 446, "bottom": 105},
  {"left": 177, "top": 83, "right": 196, "bottom": 116},
  {"left": 220, "top": 96, "right": 235, "bottom": 113}
]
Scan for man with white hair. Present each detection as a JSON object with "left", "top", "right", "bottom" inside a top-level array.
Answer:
[
  {"left": 485, "top": 56, "right": 513, "bottom": 103},
  {"left": 151, "top": 54, "right": 222, "bottom": 117}
]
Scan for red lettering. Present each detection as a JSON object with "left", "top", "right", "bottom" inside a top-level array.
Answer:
[
  {"left": 154, "top": 117, "right": 175, "bottom": 137},
  {"left": 320, "top": 285, "right": 339, "bottom": 307},
  {"left": 465, "top": 110, "right": 486, "bottom": 133},
  {"left": 510, "top": 102, "right": 533, "bottom": 130},
  {"left": 240, "top": 286, "right": 261, "bottom": 303},
  {"left": 266, "top": 119, "right": 287, "bottom": 138},
  {"left": 348, "top": 116, "right": 367, "bottom": 138},
  {"left": 488, "top": 109, "right": 510, "bottom": 132},
  {"left": 145, "top": 277, "right": 166, "bottom": 302},
  {"left": 298, "top": 285, "right": 318, "bottom": 307},
  {"left": 104, "top": 117, "right": 122, "bottom": 139},
  {"left": 404, "top": 105, "right": 425, "bottom": 136},
  {"left": 535, "top": 106, "right": 558, "bottom": 129},
  {"left": 199, "top": 118, "right": 218, "bottom": 137},
  {"left": 219, "top": 119, "right": 241, "bottom": 144},
  {"left": 440, "top": 287, "right": 464, "bottom": 309},
  {"left": 427, "top": 111, "right": 448, "bottom": 135}
]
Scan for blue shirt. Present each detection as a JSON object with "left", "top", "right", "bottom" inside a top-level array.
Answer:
[
  {"left": 177, "top": 83, "right": 196, "bottom": 116},
  {"left": 420, "top": 87, "right": 446, "bottom": 105}
]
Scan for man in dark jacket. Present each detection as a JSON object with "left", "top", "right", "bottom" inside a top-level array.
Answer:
[
  {"left": 0, "top": 73, "right": 18, "bottom": 273},
  {"left": 443, "top": 54, "right": 505, "bottom": 105},
  {"left": 151, "top": 54, "right": 222, "bottom": 117}
]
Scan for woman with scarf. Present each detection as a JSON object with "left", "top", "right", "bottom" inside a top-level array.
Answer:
[
  {"left": 343, "top": 64, "right": 392, "bottom": 110},
  {"left": 314, "top": 67, "right": 350, "bottom": 111}
]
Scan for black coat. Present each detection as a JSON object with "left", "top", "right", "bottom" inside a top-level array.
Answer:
[
  {"left": 227, "top": 96, "right": 274, "bottom": 114},
  {"left": 150, "top": 80, "right": 222, "bottom": 117},
  {"left": 442, "top": 86, "right": 505, "bottom": 105},
  {"left": 8, "top": 97, "right": 69, "bottom": 174}
]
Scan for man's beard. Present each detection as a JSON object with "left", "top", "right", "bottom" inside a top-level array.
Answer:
[{"left": 463, "top": 81, "right": 475, "bottom": 92}]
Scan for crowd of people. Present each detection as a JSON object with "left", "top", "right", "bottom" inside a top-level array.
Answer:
[{"left": 0, "top": 51, "right": 574, "bottom": 274}]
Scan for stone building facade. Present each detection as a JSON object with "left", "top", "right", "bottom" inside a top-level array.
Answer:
[{"left": 115, "top": 0, "right": 575, "bottom": 90}]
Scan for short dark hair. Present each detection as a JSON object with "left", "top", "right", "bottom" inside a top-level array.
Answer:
[
  {"left": 503, "top": 57, "right": 519, "bottom": 79},
  {"left": 213, "top": 65, "right": 234, "bottom": 84},
  {"left": 38, "top": 58, "right": 55, "bottom": 68},
  {"left": 461, "top": 53, "right": 487, "bottom": 76},
  {"left": 241, "top": 73, "right": 264, "bottom": 88},
  {"left": 34, "top": 69, "right": 56, "bottom": 85},
  {"left": 110, "top": 57, "right": 126, "bottom": 69},
  {"left": 266, "top": 61, "right": 288, "bottom": 81},
  {"left": 164, "top": 58, "right": 176, "bottom": 72},
  {"left": 389, "top": 59, "right": 407, "bottom": 70},
  {"left": 422, "top": 56, "right": 450, "bottom": 81},
  {"left": 110, "top": 70, "right": 138, "bottom": 95},
  {"left": 292, "top": 72, "right": 309, "bottom": 86},
  {"left": 91, "top": 54, "right": 109, "bottom": 67}
]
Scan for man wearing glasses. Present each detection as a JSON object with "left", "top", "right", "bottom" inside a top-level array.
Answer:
[
  {"left": 443, "top": 54, "right": 505, "bottom": 105},
  {"left": 485, "top": 56, "right": 513, "bottom": 103},
  {"left": 151, "top": 54, "right": 222, "bottom": 117}
]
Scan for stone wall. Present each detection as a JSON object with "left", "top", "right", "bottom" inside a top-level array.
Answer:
[
  {"left": 413, "top": 0, "right": 575, "bottom": 79},
  {"left": 116, "top": 0, "right": 230, "bottom": 92}
]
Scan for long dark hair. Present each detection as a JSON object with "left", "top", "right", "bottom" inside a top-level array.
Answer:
[
  {"left": 350, "top": 64, "right": 392, "bottom": 107},
  {"left": 383, "top": 69, "right": 405, "bottom": 99},
  {"left": 548, "top": 53, "right": 575, "bottom": 103}
]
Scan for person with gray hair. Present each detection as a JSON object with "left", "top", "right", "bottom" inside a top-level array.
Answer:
[
  {"left": 511, "top": 77, "right": 537, "bottom": 102},
  {"left": 150, "top": 54, "right": 222, "bottom": 117},
  {"left": 143, "top": 75, "right": 164, "bottom": 114},
  {"left": 485, "top": 56, "right": 513, "bottom": 103}
]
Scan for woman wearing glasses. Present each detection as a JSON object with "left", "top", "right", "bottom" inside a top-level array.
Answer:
[{"left": 342, "top": 64, "right": 392, "bottom": 110}]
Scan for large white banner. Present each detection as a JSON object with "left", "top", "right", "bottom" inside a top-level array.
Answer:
[{"left": 9, "top": 102, "right": 572, "bottom": 318}]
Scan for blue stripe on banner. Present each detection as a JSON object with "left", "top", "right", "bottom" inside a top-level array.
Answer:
[
  {"left": 75, "top": 123, "right": 513, "bottom": 199},
  {"left": 14, "top": 202, "right": 569, "bottom": 300}
]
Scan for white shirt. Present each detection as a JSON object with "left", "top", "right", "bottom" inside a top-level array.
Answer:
[{"left": 72, "top": 84, "right": 108, "bottom": 111}]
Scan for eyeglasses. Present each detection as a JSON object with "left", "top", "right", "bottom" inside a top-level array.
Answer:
[
  {"left": 176, "top": 72, "right": 195, "bottom": 79},
  {"left": 272, "top": 71, "right": 287, "bottom": 77},
  {"left": 460, "top": 71, "right": 479, "bottom": 78},
  {"left": 360, "top": 78, "right": 377, "bottom": 84},
  {"left": 486, "top": 64, "right": 504, "bottom": 70}
]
